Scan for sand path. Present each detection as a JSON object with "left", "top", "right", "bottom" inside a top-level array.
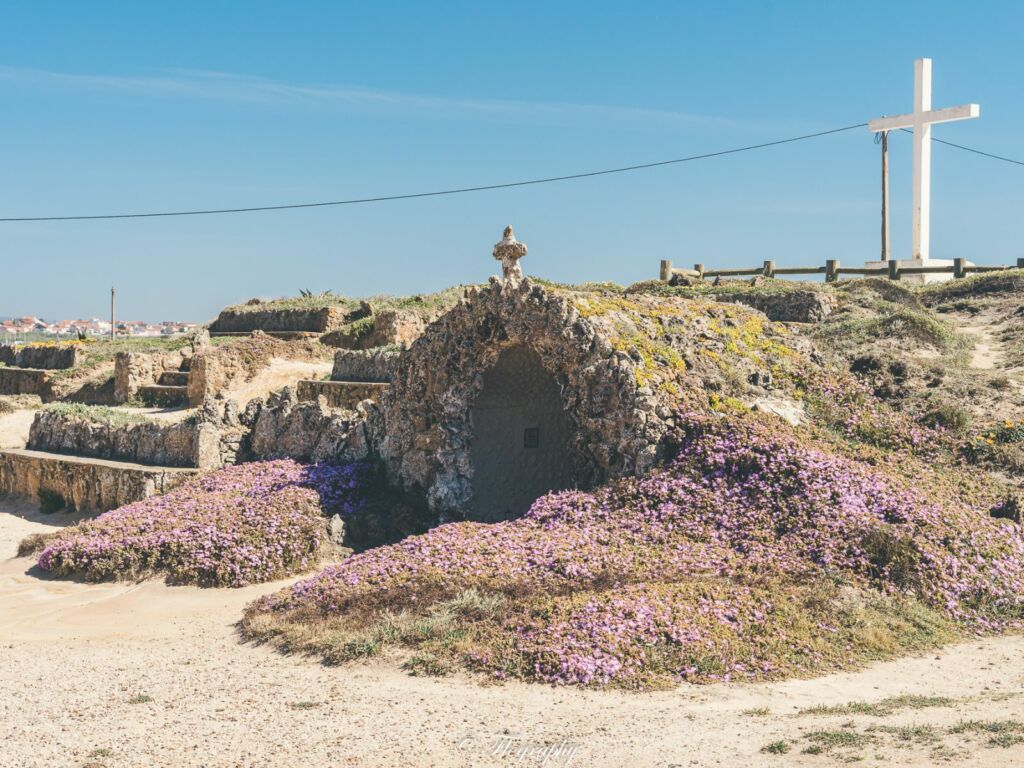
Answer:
[{"left": 2, "top": 501, "right": 1023, "bottom": 768}]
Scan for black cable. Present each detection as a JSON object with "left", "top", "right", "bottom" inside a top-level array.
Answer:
[
  {"left": 897, "top": 127, "right": 1024, "bottom": 167},
  {"left": 0, "top": 122, "right": 867, "bottom": 222}
]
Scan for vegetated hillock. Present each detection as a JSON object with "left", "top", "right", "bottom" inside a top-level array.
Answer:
[
  {"left": 212, "top": 287, "right": 469, "bottom": 336},
  {"left": 242, "top": 407, "right": 1022, "bottom": 688},
  {"left": 805, "top": 273, "right": 1024, "bottom": 482},
  {"left": 35, "top": 460, "right": 370, "bottom": 586}
]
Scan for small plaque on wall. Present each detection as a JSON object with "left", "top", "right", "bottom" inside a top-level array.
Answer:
[{"left": 523, "top": 427, "right": 539, "bottom": 448}]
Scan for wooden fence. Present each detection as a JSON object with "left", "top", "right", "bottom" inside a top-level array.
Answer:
[{"left": 659, "top": 257, "right": 1024, "bottom": 284}]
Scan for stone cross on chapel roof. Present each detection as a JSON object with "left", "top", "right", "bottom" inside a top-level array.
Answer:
[
  {"left": 869, "top": 58, "right": 979, "bottom": 262},
  {"left": 493, "top": 225, "right": 527, "bottom": 282}
]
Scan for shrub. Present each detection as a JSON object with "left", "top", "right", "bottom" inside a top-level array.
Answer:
[
  {"left": 919, "top": 403, "right": 972, "bottom": 433},
  {"left": 37, "top": 460, "right": 370, "bottom": 586}
]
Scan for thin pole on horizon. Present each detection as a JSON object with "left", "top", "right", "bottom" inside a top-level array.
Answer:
[{"left": 110, "top": 287, "right": 115, "bottom": 341}]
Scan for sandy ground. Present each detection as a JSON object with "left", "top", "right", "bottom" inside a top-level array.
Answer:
[
  {"left": 0, "top": 501, "right": 1022, "bottom": 768},
  {"left": 223, "top": 358, "right": 333, "bottom": 405},
  {"left": 0, "top": 409, "right": 34, "bottom": 449}
]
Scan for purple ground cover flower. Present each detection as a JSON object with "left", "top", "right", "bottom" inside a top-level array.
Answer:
[
  {"left": 37, "top": 460, "right": 370, "bottom": 587},
  {"left": 248, "top": 412, "right": 1024, "bottom": 686}
]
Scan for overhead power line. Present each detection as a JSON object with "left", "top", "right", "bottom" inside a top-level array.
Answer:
[
  {"left": 1, "top": 121, "right": 1017, "bottom": 223},
  {"left": 896, "top": 127, "right": 1024, "bottom": 167},
  {"left": 0, "top": 123, "right": 867, "bottom": 222}
]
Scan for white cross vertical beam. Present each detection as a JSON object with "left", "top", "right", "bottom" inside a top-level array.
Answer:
[
  {"left": 869, "top": 59, "right": 979, "bottom": 261},
  {"left": 913, "top": 58, "right": 932, "bottom": 261}
]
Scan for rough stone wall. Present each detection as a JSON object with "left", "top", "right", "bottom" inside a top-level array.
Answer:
[
  {"left": 0, "top": 344, "right": 80, "bottom": 370},
  {"left": 0, "top": 368, "right": 50, "bottom": 396},
  {"left": 26, "top": 405, "right": 243, "bottom": 469},
  {"left": 114, "top": 352, "right": 155, "bottom": 404},
  {"left": 371, "top": 278, "right": 663, "bottom": 518},
  {"left": 331, "top": 349, "right": 400, "bottom": 382},
  {"left": 321, "top": 309, "right": 434, "bottom": 350},
  {"left": 714, "top": 289, "right": 837, "bottom": 323},
  {"left": 186, "top": 353, "right": 212, "bottom": 407},
  {"left": 28, "top": 410, "right": 198, "bottom": 468},
  {"left": 246, "top": 388, "right": 371, "bottom": 463},
  {"left": 209, "top": 306, "right": 352, "bottom": 333},
  {"left": 0, "top": 448, "right": 196, "bottom": 513},
  {"left": 296, "top": 380, "right": 389, "bottom": 410}
]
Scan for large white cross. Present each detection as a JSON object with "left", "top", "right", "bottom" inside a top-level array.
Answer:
[{"left": 869, "top": 58, "right": 979, "bottom": 261}]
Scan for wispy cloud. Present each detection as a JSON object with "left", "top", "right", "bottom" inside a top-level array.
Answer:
[{"left": 0, "top": 65, "right": 737, "bottom": 128}]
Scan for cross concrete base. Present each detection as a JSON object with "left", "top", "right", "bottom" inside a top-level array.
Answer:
[{"left": 863, "top": 257, "right": 973, "bottom": 285}]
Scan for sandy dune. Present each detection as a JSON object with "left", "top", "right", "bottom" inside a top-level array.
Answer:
[{"left": 1, "top": 500, "right": 1023, "bottom": 768}]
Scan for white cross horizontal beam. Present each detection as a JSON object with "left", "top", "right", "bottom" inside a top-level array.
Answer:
[{"left": 869, "top": 103, "right": 980, "bottom": 132}]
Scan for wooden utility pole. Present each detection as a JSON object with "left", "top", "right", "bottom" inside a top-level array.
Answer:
[
  {"left": 110, "top": 287, "right": 116, "bottom": 340},
  {"left": 880, "top": 130, "right": 891, "bottom": 261}
]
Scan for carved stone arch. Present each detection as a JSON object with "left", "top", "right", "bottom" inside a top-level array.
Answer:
[{"left": 374, "top": 279, "right": 661, "bottom": 521}]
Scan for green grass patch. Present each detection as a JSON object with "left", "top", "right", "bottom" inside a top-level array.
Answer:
[
  {"left": 760, "top": 740, "right": 791, "bottom": 754},
  {"left": 41, "top": 402, "right": 157, "bottom": 426},
  {"left": 867, "top": 724, "right": 940, "bottom": 745},
  {"left": 805, "top": 729, "right": 872, "bottom": 751},
  {"left": 921, "top": 269, "right": 1024, "bottom": 303},
  {"left": 799, "top": 694, "right": 955, "bottom": 718},
  {"left": 950, "top": 719, "right": 1024, "bottom": 735}
]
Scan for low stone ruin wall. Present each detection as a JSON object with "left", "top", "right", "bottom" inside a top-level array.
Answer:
[
  {"left": 0, "top": 367, "right": 50, "bottom": 396},
  {"left": 296, "top": 380, "right": 389, "bottom": 410},
  {"left": 26, "top": 408, "right": 242, "bottom": 469},
  {"left": 331, "top": 349, "right": 400, "bottom": 382},
  {"left": 714, "top": 290, "right": 836, "bottom": 323},
  {"left": 0, "top": 344, "right": 81, "bottom": 370},
  {"left": 209, "top": 305, "right": 354, "bottom": 333},
  {"left": 0, "top": 448, "right": 196, "bottom": 514},
  {"left": 246, "top": 388, "right": 370, "bottom": 463}
]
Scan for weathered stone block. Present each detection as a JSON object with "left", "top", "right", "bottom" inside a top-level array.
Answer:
[
  {"left": 330, "top": 349, "right": 400, "bottom": 382},
  {"left": 0, "top": 367, "right": 50, "bottom": 396},
  {"left": 296, "top": 380, "right": 389, "bottom": 410},
  {"left": 0, "top": 449, "right": 196, "bottom": 513}
]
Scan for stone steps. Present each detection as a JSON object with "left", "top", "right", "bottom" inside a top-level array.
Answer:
[
  {"left": 296, "top": 380, "right": 390, "bottom": 410},
  {"left": 157, "top": 370, "right": 190, "bottom": 386},
  {"left": 138, "top": 384, "right": 189, "bottom": 408},
  {"left": 0, "top": 448, "right": 197, "bottom": 514}
]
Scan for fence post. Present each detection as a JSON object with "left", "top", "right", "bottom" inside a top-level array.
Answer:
[
  {"left": 694, "top": 263, "right": 705, "bottom": 280},
  {"left": 660, "top": 259, "right": 673, "bottom": 282},
  {"left": 762, "top": 260, "right": 776, "bottom": 278},
  {"left": 825, "top": 259, "right": 839, "bottom": 283},
  {"left": 954, "top": 258, "right": 967, "bottom": 279},
  {"left": 888, "top": 260, "right": 901, "bottom": 281}
]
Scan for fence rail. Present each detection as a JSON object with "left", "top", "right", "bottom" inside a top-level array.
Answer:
[{"left": 659, "top": 258, "right": 1024, "bottom": 284}]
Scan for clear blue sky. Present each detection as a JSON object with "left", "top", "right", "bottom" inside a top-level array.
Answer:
[{"left": 1, "top": 1, "right": 1021, "bottom": 322}]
